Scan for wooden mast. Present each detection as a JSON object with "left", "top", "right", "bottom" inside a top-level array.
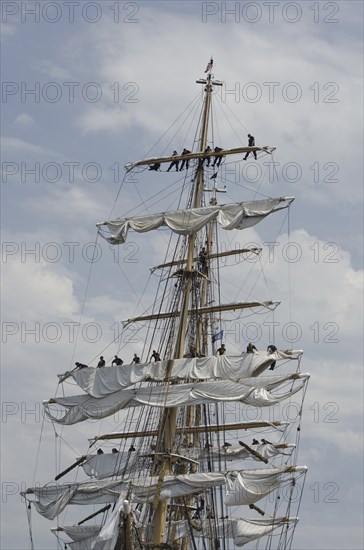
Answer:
[{"left": 152, "top": 71, "right": 215, "bottom": 547}]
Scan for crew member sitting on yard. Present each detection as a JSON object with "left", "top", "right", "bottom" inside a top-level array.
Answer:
[
  {"left": 75, "top": 362, "right": 88, "bottom": 369},
  {"left": 148, "top": 162, "right": 161, "bottom": 171},
  {"left": 216, "top": 344, "right": 226, "bottom": 356},
  {"left": 246, "top": 343, "right": 257, "bottom": 353},
  {"left": 267, "top": 344, "right": 277, "bottom": 354},
  {"left": 97, "top": 356, "right": 105, "bottom": 368},
  {"left": 112, "top": 355, "right": 123, "bottom": 366},
  {"left": 132, "top": 353, "right": 140, "bottom": 364},
  {"left": 187, "top": 346, "right": 198, "bottom": 358},
  {"left": 150, "top": 350, "right": 161, "bottom": 362}
]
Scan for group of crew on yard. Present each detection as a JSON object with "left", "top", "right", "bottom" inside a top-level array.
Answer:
[
  {"left": 213, "top": 341, "right": 277, "bottom": 369},
  {"left": 251, "top": 438, "right": 272, "bottom": 445},
  {"left": 97, "top": 446, "right": 135, "bottom": 456},
  {"left": 75, "top": 336, "right": 276, "bottom": 369},
  {"left": 192, "top": 343, "right": 282, "bottom": 359},
  {"left": 150, "top": 134, "right": 257, "bottom": 173},
  {"left": 166, "top": 148, "right": 193, "bottom": 172},
  {"left": 165, "top": 146, "right": 226, "bottom": 173},
  {"left": 75, "top": 350, "right": 163, "bottom": 369}
]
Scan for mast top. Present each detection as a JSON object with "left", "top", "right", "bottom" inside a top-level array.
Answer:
[
  {"left": 196, "top": 58, "right": 223, "bottom": 87},
  {"left": 196, "top": 77, "right": 223, "bottom": 87}
]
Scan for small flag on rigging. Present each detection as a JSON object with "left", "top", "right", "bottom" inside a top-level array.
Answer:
[
  {"left": 204, "top": 58, "right": 213, "bottom": 73},
  {"left": 212, "top": 330, "right": 223, "bottom": 343}
]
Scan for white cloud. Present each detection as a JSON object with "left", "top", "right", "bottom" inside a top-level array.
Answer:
[
  {"left": 34, "top": 59, "right": 72, "bottom": 80},
  {"left": 23, "top": 185, "right": 107, "bottom": 222},
  {"left": 2, "top": 257, "right": 79, "bottom": 322},
  {"left": 0, "top": 21, "right": 17, "bottom": 41},
  {"left": 14, "top": 113, "right": 34, "bottom": 127},
  {"left": 76, "top": 105, "right": 134, "bottom": 135},
  {"left": 2, "top": 136, "right": 66, "bottom": 159}
]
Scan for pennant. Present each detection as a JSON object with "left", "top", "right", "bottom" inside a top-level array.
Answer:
[
  {"left": 204, "top": 58, "right": 213, "bottom": 73},
  {"left": 212, "top": 330, "right": 223, "bottom": 343}
]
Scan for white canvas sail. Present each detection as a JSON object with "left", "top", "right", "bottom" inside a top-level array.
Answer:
[
  {"left": 24, "top": 467, "right": 305, "bottom": 520},
  {"left": 44, "top": 375, "right": 309, "bottom": 425},
  {"left": 56, "top": 516, "right": 297, "bottom": 549},
  {"left": 52, "top": 494, "right": 128, "bottom": 550},
  {"left": 82, "top": 452, "right": 138, "bottom": 480},
  {"left": 82, "top": 444, "right": 295, "bottom": 479},
  {"left": 53, "top": 525, "right": 101, "bottom": 541},
  {"left": 225, "top": 467, "right": 307, "bottom": 505},
  {"left": 97, "top": 198, "right": 294, "bottom": 245},
  {"left": 155, "top": 517, "right": 299, "bottom": 546},
  {"left": 184, "top": 443, "right": 295, "bottom": 463},
  {"left": 61, "top": 351, "right": 303, "bottom": 397}
]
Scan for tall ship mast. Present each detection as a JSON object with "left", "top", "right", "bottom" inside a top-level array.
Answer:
[{"left": 22, "top": 60, "right": 309, "bottom": 550}]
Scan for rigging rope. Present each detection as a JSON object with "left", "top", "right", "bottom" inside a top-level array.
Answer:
[
  {"left": 142, "top": 91, "right": 202, "bottom": 159},
  {"left": 67, "top": 230, "right": 100, "bottom": 369},
  {"left": 287, "top": 204, "right": 293, "bottom": 329},
  {"left": 25, "top": 499, "right": 35, "bottom": 550},
  {"left": 32, "top": 414, "right": 45, "bottom": 487}
]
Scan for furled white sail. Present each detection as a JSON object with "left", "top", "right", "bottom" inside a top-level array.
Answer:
[
  {"left": 52, "top": 494, "right": 128, "bottom": 550},
  {"left": 97, "top": 198, "right": 293, "bottom": 245},
  {"left": 225, "top": 467, "right": 307, "bottom": 506},
  {"left": 216, "top": 517, "right": 298, "bottom": 547},
  {"left": 25, "top": 473, "right": 224, "bottom": 519},
  {"left": 83, "top": 444, "right": 295, "bottom": 479},
  {"left": 26, "top": 479, "right": 123, "bottom": 520},
  {"left": 90, "top": 494, "right": 127, "bottom": 550},
  {"left": 56, "top": 516, "right": 297, "bottom": 549},
  {"left": 44, "top": 375, "right": 309, "bottom": 425},
  {"left": 188, "top": 443, "right": 295, "bottom": 463},
  {"left": 82, "top": 452, "right": 138, "bottom": 480},
  {"left": 65, "top": 536, "right": 97, "bottom": 550},
  {"left": 25, "top": 467, "right": 304, "bottom": 520},
  {"left": 61, "top": 351, "right": 303, "bottom": 398},
  {"left": 52, "top": 525, "right": 101, "bottom": 543},
  {"left": 155, "top": 517, "right": 298, "bottom": 546}
]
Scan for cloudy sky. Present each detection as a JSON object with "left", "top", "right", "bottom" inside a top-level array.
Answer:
[{"left": 1, "top": 1, "right": 363, "bottom": 549}]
